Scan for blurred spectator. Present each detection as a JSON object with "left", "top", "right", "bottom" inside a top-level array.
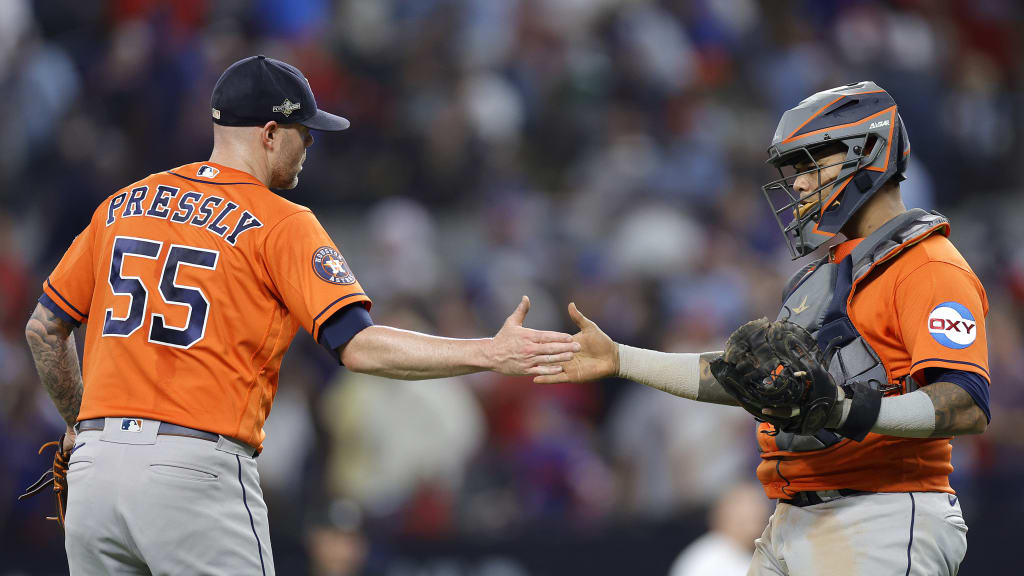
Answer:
[
  {"left": 306, "top": 498, "right": 374, "bottom": 576},
  {"left": 607, "top": 372, "right": 751, "bottom": 515},
  {"left": 360, "top": 197, "right": 442, "bottom": 305},
  {"left": 667, "top": 482, "right": 771, "bottom": 576},
  {"left": 319, "top": 307, "right": 485, "bottom": 532}
]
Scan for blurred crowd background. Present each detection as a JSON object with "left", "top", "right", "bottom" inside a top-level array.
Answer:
[{"left": 0, "top": 0, "right": 1021, "bottom": 574}]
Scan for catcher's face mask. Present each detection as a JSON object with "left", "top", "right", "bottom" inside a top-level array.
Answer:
[{"left": 761, "top": 141, "right": 873, "bottom": 258}]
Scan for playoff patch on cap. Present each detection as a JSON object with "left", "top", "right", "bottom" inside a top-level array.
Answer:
[{"left": 272, "top": 99, "right": 301, "bottom": 117}]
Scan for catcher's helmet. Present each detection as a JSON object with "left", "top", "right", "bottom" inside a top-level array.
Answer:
[{"left": 762, "top": 81, "right": 910, "bottom": 258}]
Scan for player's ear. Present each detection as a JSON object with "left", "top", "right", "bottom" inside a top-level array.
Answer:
[{"left": 261, "top": 121, "right": 279, "bottom": 149}]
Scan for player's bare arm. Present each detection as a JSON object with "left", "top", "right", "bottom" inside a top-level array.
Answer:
[
  {"left": 534, "top": 303, "right": 739, "bottom": 406},
  {"left": 340, "top": 296, "right": 580, "bottom": 379},
  {"left": 25, "top": 303, "right": 81, "bottom": 448},
  {"left": 922, "top": 381, "right": 987, "bottom": 437}
]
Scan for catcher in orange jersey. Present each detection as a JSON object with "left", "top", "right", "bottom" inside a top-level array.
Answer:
[
  {"left": 23, "top": 55, "right": 578, "bottom": 575},
  {"left": 542, "top": 82, "right": 989, "bottom": 576}
]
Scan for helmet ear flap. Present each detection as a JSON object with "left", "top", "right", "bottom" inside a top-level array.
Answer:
[{"left": 894, "top": 115, "right": 910, "bottom": 182}]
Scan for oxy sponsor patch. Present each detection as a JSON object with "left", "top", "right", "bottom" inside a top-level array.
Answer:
[
  {"left": 927, "top": 301, "right": 977, "bottom": 349},
  {"left": 312, "top": 246, "right": 355, "bottom": 285}
]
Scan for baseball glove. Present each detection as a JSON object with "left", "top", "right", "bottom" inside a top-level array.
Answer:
[
  {"left": 710, "top": 318, "right": 838, "bottom": 436},
  {"left": 18, "top": 434, "right": 70, "bottom": 529}
]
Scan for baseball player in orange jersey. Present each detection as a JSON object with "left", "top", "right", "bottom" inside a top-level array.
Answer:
[
  {"left": 540, "top": 82, "right": 989, "bottom": 575},
  {"left": 23, "top": 55, "right": 579, "bottom": 575}
]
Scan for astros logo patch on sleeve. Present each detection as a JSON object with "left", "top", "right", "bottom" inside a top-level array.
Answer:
[
  {"left": 927, "top": 301, "right": 977, "bottom": 349},
  {"left": 312, "top": 246, "right": 355, "bottom": 285}
]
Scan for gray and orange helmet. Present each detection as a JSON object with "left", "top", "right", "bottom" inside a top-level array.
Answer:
[{"left": 762, "top": 81, "right": 911, "bottom": 258}]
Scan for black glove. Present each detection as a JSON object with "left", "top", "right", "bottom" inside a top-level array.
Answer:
[{"left": 710, "top": 318, "right": 839, "bottom": 436}]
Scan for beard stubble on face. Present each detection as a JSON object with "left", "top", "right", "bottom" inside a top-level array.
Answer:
[{"left": 269, "top": 130, "right": 306, "bottom": 190}]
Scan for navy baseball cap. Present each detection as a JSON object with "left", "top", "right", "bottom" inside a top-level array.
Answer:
[{"left": 211, "top": 55, "right": 350, "bottom": 131}]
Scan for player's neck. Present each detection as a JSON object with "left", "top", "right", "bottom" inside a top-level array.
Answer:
[
  {"left": 842, "top": 184, "right": 907, "bottom": 239},
  {"left": 207, "top": 148, "right": 271, "bottom": 187}
]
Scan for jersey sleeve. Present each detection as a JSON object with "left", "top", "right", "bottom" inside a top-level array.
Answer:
[
  {"left": 40, "top": 219, "right": 98, "bottom": 326},
  {"left": 895, "top": 261, "right": 989, "bottom": 384},
  {"left": 262, "top": 210, "right": 372, "bottom": 342}
]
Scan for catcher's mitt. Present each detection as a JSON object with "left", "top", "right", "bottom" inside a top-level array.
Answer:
[
  {"left": 710, "top": 318, "right": 838, "bottom": 436},
  {"left": 18, "top": 434, "right": 70, "bottom": 529}
]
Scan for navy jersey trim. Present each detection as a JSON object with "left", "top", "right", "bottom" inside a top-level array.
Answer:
[
  {"left": 909, "top": 358, "right": 990, "bottom": 379},
  {"left": 311, "top": 292, "right": 367, "bottom": 338},
  {"left": 925, "top": 368, "right": 991, "bottom": 423},
  {"left": 46, "top": 279, "right": 87, "bottom": 320},
  {"left": 775, "top": 460, "right": 794, "bottom": 498},
  {"left": 236, "top": 455, "right": 267, "bottom": 576},
  {"left": 905, "top": 493, "right": 916, "bottom": 576},
  {"left": 318, "top": 304, "right": 374, "bottom": 359},
  {"left": 39, "top": 293, "right": 82, "bottom": 327},
  {"left": 165, "top": 171, "right": 264, "bottom": 187}
]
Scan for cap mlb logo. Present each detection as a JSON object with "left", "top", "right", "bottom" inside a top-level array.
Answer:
[
  {"left": 196, "top": 165, "right": 220, "bottom": 178},
  {"left": 121, "top": 418, "right": 143, "bottom": 432},
  {"left": 272, "top": 99, "right": 301, "bottom": 117}
]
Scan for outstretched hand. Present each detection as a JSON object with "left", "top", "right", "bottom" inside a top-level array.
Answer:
[
  {"left": 490, "top": 296, "right": 581, "bottom": 376},
  {"left": 534, "top": 302, "right": 618, "bottom": 384}
]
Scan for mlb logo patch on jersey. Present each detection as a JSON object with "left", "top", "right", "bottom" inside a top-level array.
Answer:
[
  {"left": 121, "top": 418, "right": 143, "bottom": 432},
  {"left": 196, "top": 165, "right": 220, "bottom": 178},
  {"left": 312, "top": 246, "right": 355, "bottom": 285},
  {"left": 927, "top": 301, "right": 977, "bottom": 349}
]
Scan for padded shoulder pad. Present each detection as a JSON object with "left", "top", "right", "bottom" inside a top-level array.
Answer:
[{"left": 782, "top": 256, "right": 828, "bottom": 303}]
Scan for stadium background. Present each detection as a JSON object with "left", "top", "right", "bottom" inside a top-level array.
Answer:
[{"left": 0, "top": 0, "right": 1020, "bottom": 574}]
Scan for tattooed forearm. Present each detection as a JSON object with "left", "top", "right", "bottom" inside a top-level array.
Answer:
[
  {"left": 922, "top": 381, "right": 987, "bottom": 437},
  {"left": 25, "top": 304, "right": 83, "bottom": 427},
  {"left": 696, "top": 352, "right": 739, "bottom": 406}
]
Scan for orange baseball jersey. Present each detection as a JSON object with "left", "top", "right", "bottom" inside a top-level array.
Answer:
[
  {"left": 40, "top": 162, "right": 371, "bottom": 449},
  {"left": 757, "top": 229, "right": 989, "bottom": 498}
]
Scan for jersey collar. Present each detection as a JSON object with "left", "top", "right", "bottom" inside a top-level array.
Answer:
[
  {"left": 169, "top": 162, "right": 266, "bottom": 187},
  {"left": 831, "top": 238, "right": 863, "bottom": 263}
]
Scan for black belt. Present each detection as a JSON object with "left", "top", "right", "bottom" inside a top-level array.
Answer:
[
  {"left": 76, "top": 418, "right": 220, "bottom": 443},
  {"left": 781, "top": 489, "right": 870, "bottom": 507}
]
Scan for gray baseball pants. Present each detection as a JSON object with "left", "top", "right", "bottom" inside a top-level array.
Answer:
[
  {"left": 748, "top": 491, "right": 968, "bottom": 576},
  {"left": 64, "top": 418, "right": 274, "bottom": 575}
]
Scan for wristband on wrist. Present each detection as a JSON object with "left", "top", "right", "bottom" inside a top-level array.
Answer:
[
  {"left": 834, "top": 382, "right": 883, "bottom": 441},
  {"left": 831, "top": 384, "right": 937, "bottom": 440}
]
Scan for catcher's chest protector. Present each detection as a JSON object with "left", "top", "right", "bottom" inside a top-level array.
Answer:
[{"left": 771, "top": 209, "right": 950, "bottom": 452}]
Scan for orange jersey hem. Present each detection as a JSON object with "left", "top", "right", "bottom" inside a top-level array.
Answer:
[
  {"left": 761, "top": 480, "right": 955, "bottom": 500},
  {"left": 77, "top": 406, "right": 259, "bottom": 451},
  {"left": 310, "top": 294, "right": 371, "bottom": 342},
  {"left": 756, "top": 432, "right": 954, "bottom": 498}
]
